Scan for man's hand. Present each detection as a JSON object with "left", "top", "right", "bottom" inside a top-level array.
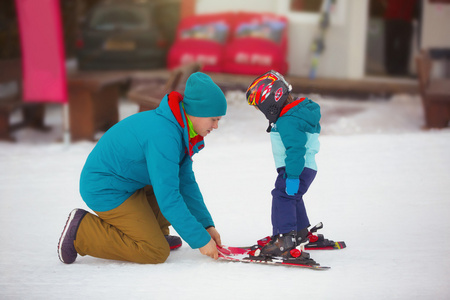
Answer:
[
  {"left": 206, "top": 226, "right": 222, "bottom": 247},
  {"left": 199, "top": 227, "right": 222, "bottom": 260},
  {"left": 199, "top": 238, "right": 218, "bottom": 260}
]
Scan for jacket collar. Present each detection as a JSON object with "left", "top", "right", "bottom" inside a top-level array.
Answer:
[
  {"left": 280, "top": 97, "right": 306, "bottom": 117},
  {"left": 167, "top": 91, "right": 204, "bottom": 157}
]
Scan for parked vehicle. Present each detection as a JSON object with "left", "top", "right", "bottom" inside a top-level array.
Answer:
[{"left": 77, "top": 0, "right": 179, "bottom": 70}]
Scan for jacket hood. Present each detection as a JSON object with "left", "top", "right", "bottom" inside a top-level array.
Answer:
[{"left": 280, "top": 97, "right": 321, "bottom": 130}]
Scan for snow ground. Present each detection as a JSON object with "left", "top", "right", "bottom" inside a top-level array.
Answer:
[{"left": 1, "top": 91, "right": 449, "bottom": 299}]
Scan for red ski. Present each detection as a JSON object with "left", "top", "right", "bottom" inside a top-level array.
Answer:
[
  {"left": 241, "top": 222, "right": 347, "bottom": 251},
  {"left": 216, "top": 223, "right": 344, "bottom": 270},
  {"left": 217, "top": 245, "right": 330, "bottom": 270}
]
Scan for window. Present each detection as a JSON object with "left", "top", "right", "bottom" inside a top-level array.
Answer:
[
  {"left": 290, "top": 0, "right": 323, "bottom": 13},
  {"left": 89, "top": 6, "right": 151, "bottom": 30}
]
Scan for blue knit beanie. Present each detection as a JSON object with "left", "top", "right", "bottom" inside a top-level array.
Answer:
[{"left": 183, "top": 72, "right": 227, "bottom": 117}]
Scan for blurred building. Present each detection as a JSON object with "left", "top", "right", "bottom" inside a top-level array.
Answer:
[
  {"left": 1, "top": 0, "right": 449, "bottom": 80},
  {"left": 187, "top": 0, "right": 450, "bottom": 79}
]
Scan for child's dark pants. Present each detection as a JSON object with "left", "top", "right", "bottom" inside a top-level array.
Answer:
[{"left": 271, "top": 167, "right": 316, "bottom": 236}]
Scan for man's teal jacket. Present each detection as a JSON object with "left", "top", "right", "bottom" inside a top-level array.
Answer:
[{"left": 80, "top": 92, "right": 213, "bottom": 249}]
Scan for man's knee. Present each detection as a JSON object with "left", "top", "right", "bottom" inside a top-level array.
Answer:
[{"left": 137, "top": 243, "right": 170, "bottom": 264}]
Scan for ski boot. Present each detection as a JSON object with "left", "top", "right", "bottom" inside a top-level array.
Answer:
[
  {"left": 259, "top": 230, "right": 297, "bottom": 258},
  {"left": 296, "top": 227, "right": 310, "bottom": 250},
  {"left": 251, "top": 229, "right": 317, "bottom": 265}
]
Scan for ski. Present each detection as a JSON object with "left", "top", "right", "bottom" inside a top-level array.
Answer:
[
  {"left": 217, "top": 246, "right": 330, "bottom": 270},
  {"left": 255, "top": 235, "right": 346, "bottom": 251},
  {"left": 234, "top": 222, "right": 346, "bottom": 252},
  {"left": 305, "top": 221, "right": 346, "bottom": 250},
  {"left": 216, "top": 222, "right": 343, "bottom": 270}
]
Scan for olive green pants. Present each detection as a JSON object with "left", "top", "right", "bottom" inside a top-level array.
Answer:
[{"left": 75, "top": 186, "right": 171, "bottom": 264}]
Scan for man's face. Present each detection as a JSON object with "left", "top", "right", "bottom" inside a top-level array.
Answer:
[{"left": 188, "top": 116, "right": 222, "bottom": 137}]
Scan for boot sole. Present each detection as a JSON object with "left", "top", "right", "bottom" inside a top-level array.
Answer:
[{"left": 57, "top": 209, "right": 78, "bottom": 263}]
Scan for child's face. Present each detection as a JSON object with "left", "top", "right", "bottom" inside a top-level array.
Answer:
[{"left": 188, "top": 115, "right": 222, "bottom": 137}]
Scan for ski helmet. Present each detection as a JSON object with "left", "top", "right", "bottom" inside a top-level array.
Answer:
[{"left": 246, "top": 70, "right": 292, "bottom": 132}]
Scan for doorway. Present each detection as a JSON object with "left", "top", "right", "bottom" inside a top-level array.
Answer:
[{"left": 365, "top": 0, "right": 421, "bottom": 78}]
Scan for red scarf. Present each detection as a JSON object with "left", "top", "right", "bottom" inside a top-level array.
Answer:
[
  {"left": 280, "top": 98, "right": 306, "bottom": 117},
  {"left": 167, "top": 91, "right": 204, "bottom": 157}
]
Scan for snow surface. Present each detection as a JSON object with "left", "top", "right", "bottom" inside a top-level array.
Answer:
[{"left": 1, "top": 91, "right": 450, "bottom": 299}]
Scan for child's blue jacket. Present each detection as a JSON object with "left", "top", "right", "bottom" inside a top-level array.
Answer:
[
  {"left": 79, "top": 92, "right": 213, "bottom": 249},
  {"left": 270, "top": 97, "right": 321, "bottom": 179}
]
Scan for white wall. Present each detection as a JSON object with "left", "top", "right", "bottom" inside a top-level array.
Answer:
[
  {"left": 345, "top": 1, "right": 369, "bottom": 79},
  {"left": 196, "top": 0, "right": 277, "bottom": 13},
  {"left": 195, "top": 0, "right": 369, "bottom": 79},
  {"left": 420, "top": 0, "right": 450, "bottom": 77},
  {"left": 421, "top": 0, "right": 450, "bottom": 49},
  {"left": 280, "top": 0, "right": 368, "bottom": 79}
]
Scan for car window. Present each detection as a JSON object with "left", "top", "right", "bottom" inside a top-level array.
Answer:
[{"left": 89, "top": 6, "right": 151, "bottom": 30}]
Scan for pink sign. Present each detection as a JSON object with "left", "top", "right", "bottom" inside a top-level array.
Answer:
[{"left": 15, "top": 0, "right": 67, "bottom": 103}]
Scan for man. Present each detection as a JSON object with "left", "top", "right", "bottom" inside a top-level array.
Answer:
[{"left": 58, "top": 72, "right": 226, "bottom": 264}]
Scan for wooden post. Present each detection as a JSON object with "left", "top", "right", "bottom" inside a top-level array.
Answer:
[{"left": 181, "top": 0, "right": 196, "bottom": 19}]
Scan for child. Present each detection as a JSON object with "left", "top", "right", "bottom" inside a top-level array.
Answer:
[
  {"left": 58, "top": 72, "right": 226, "bottom": 264},
  {"left": 246, "top": 70, "right": 321, "bottom": 259}
]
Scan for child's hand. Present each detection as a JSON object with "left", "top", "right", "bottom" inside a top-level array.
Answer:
[{"left": 286, "top": 178, "right": 300, "bottom": 196}]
